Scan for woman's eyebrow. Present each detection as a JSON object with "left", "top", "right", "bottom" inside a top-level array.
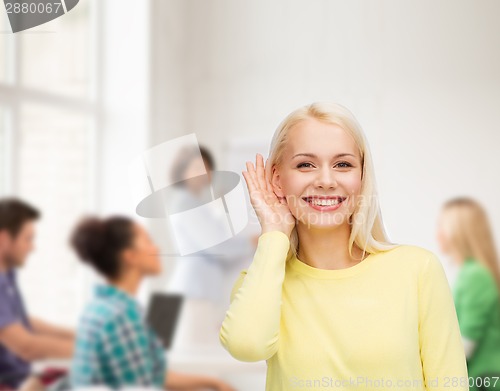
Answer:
[{"left": 292, "top": 153, "right": 356, "bottom": 159}]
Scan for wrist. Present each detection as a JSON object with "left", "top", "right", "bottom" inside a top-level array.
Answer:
[{"left": 261, "top": 227, "right": 292, "bottom": 237}]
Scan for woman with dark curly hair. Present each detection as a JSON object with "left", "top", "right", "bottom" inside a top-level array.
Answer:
[{"left": 70, "top": 215, "right": 234, "bottom": 391}]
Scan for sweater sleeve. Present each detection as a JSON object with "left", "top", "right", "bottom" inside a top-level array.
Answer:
[
  {"left": 418, "top": 252, "right": 469, "bottom": 390},
  {"left": 219, "top": 231, "right": 290, "bottom": 362},
  {"left": 456, "top": 266, "right": 499, "bottom": 342}
]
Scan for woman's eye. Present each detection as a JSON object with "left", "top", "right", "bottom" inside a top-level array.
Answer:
[
  {"left": 297, "top": 162, "right": 314, "bottom": 169},
  {"left": 336, "top": 161, "right": 353, "bottom": 168}
]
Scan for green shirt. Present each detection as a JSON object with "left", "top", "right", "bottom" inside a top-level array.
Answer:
[{"left": 453, "top": 258, "right": 500, "bottom": 389}]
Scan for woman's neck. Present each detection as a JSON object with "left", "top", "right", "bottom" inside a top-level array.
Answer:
[
  {"left": 447, "top": 250, "right": 466, "bottom": 266},
  {"left": 110, "top": 270, "right": 142, "bottom": 297},
  {"left": 296, "top": 222, "right": 366, "bottom": 270}
]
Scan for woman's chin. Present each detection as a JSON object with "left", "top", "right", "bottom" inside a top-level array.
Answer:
[{"left": 297, "top": 214, "right": 351, "bottom": 230}]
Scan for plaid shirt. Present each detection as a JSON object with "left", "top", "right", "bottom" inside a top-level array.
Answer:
[{"left": 70, "top": 285, "right": 166, "bottom": 389}]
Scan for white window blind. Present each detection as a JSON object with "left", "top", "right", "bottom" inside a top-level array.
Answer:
[
  {"left": 17, "top": 105, "right": 92, "bottom": 326},
  {"left": 0, "top": 0, "right": 99, "bottom": 326}
]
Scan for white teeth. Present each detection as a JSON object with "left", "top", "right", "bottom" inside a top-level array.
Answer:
[{"left": 310, "top": 198, "right": 342, "bottom": 206}]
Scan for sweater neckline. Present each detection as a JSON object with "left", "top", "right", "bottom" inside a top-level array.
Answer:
[{"left": 288, "top": 251, "right": 376, "bottom": 279}]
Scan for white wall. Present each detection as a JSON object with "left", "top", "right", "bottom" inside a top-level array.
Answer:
[
  {"left": 150, "top": 0, "right": 500, "bottom": 277},
  {"left": 78, "top": 0, "right": 154, "bottom": 308}
]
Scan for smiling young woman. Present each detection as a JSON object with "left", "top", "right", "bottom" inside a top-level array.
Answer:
[{"left": 219, "top": 102, "right": 469, "bottom": 391}]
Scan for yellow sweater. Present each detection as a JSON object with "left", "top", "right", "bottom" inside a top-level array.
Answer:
[{"left": 219, "top": 231, "right": 469, "bottom": 390}]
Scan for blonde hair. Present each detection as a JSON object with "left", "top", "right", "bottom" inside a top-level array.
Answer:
[
  {"left": 267, "top": 102, "right": 396, "bottom": 259},
  {"left": 441, "top": 197, "right": 500, "bottom": 293}
]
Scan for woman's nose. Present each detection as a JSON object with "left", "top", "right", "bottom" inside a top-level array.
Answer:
[{"left": 314, "top": 167, "right": 338, "bottom": 189}]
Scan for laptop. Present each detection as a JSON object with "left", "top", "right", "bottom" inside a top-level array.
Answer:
[{"left": 146, "top": 293, "right": 184, "bottom": 349}]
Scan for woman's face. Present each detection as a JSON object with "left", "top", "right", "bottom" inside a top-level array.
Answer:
[
  {"left": 125, "top": 223, "right": 162, "bottom": 276},
  {"left": 272, "top": 118, "right": 363, "bottom": 230},
  {"left": 183, "top": 157, "right": 212, "bottom": 194}
]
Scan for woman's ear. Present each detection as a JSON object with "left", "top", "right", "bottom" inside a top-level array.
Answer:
[{"left": 271, "top": 166, "right": 285, "bottom": 198}]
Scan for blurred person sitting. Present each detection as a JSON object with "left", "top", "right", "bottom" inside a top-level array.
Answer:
[
  {"left": 0, "top": 198, "right": 74, "bottom": 390},
  {"left": 69, "top": 215, "right": 235, "bottom": 391},
  {"left": 437, "top": 197, "right": 500, "bottom": 390}
]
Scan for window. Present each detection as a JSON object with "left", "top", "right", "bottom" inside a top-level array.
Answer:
[
  {"left": 0, "top": 108, "right": 6, "bottom": 194},
  {"left": 0, "top": 1, "right": 99, "bottom": 325},
  {"left": 19, "top": 2, "right": 93, "bottom": 98},
  {"left": 0, "top": 12, "right": 9, "bottom": 83}
]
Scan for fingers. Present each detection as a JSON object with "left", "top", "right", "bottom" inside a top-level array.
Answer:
[
  {"left": 255, "top": 153, "right": 268, "bottom": 191},
  {"left": 244, "top": 155, "right": 277, "bottom": 205},
  {"left": 246, "top": 160, "right": 259, "bottom": 189},
  {"left": 246, "top": 159, "right": 255, "bottom": 175},
  {"left": 242, "top": 162, "right": 256, "bottom": 193},
  {"left": 243, "top": 161, "right": 264, "bottom": 208},
  {"left": 241, "top": 171, "right": 251, "bottom": 190}
]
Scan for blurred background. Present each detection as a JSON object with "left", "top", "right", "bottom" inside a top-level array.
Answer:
[{"left": 1, "top": 0, "right": 500, "bottom": 389}]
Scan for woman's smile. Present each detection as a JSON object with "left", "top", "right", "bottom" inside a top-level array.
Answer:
[{"left": 302, "top": 195, "right": 347, "bottom": 212}]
